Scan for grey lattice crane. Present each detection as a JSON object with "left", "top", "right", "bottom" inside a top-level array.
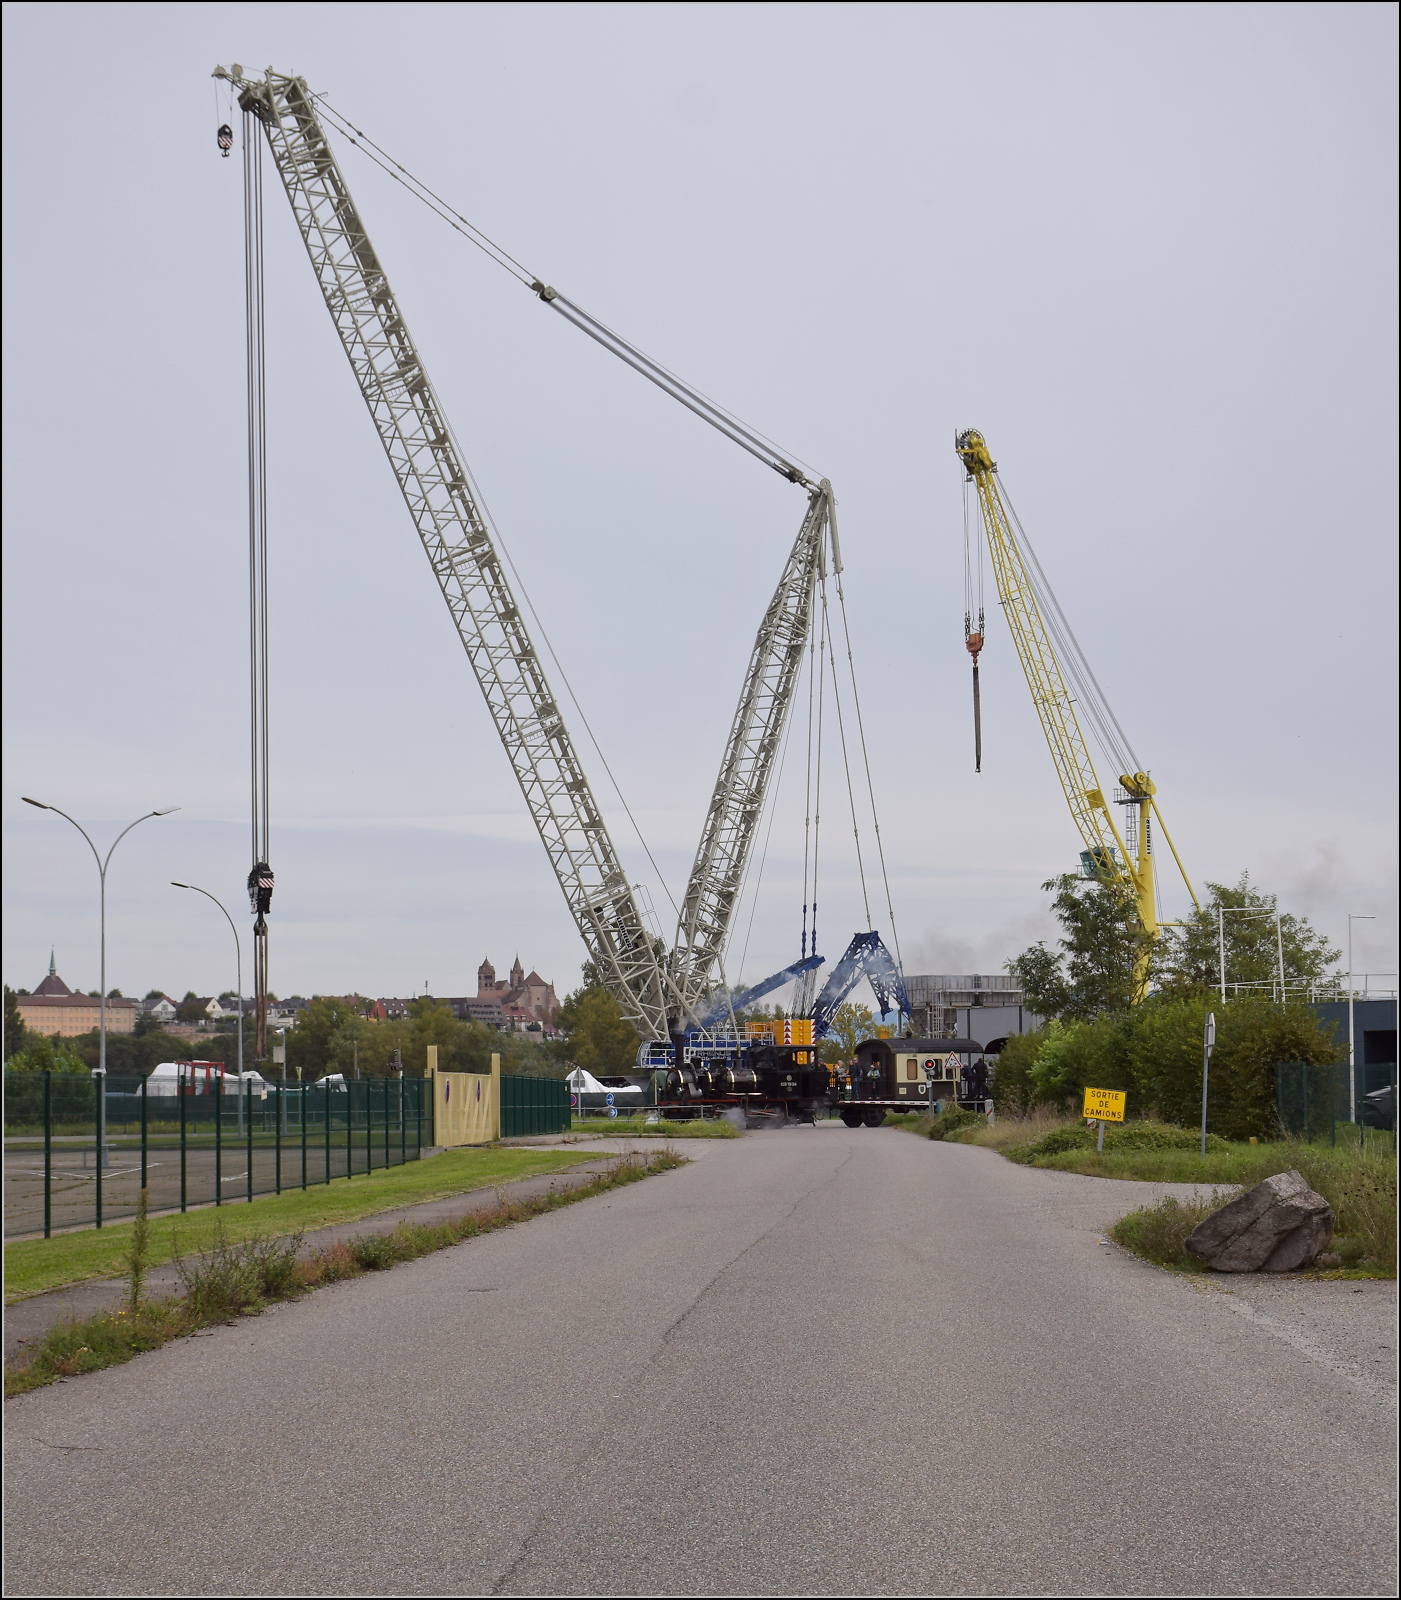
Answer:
[{"left": 219, "top": 65, "right": 852, "bottom": 1039}]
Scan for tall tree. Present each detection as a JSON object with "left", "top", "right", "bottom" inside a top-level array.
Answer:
[
  {"left": 4, "top": 986, "right": 28, "bottom": 1060},
  {"left": 819, "top": 1002, "right": 878, "bottom": 1064},
  {"left": 1007, "top": 874, "right": 1141, "bottom": 1020},
  {"left": 1157, "top": 874, "right": 1339, "bottom": 996},
  {"left": 557, "top": 984, "right": 639, "bottom": 1077}
]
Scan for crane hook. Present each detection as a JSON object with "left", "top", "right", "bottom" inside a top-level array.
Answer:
[{"left": 218, "top": 123, "right": 233, "bottom": 158}]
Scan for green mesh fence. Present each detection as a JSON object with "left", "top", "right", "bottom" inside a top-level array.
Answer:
[{"left": 3, "top": 1070, "right": 431, "bottom": 1239}]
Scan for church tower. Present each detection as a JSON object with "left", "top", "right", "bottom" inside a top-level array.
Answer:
[
  {"left": 477, "top": 957, "right": 496, "bottom": 996},
  {"left": 510, "top": 955, "right": 524, "bottom": 991}
]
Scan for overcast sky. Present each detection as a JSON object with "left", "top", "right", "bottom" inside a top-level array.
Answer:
[{"left": 3, "top": 2, "right": 1396, "bottom": 1010}]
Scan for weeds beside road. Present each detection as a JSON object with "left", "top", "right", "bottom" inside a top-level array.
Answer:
[
  {"left": 887, "top": 1108, "right": 1396, "bottom": 1277},
  {"left": 5, "top": 1145, "right": 601, "bottom": 1302},
  {"left": 6, "top": 1148, "right": 685, "bottom": 1396}
]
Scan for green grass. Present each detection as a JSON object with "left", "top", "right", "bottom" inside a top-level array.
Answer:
[
  {"left": 4, "top": 1146, "right": 599, "bottom": 1302},
  {"left": 1008, "top": 1131, "right": 1397, "bottom": 1278},
  {"left": 567, "top": 1115, "right": 739, "bottom": 1138},
  {"left": 1110, "top": 1196, "right": 1216, "bottom": 1274},
  {"left": 6, "top": 1149, "right": 686, "bottom": 1396}
]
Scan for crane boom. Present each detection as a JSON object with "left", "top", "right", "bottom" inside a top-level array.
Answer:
[
  {"left": 235, "top": 68, "right": 667, "bottom": 1035},
  {"left": 672, "top": 485, "right": 833, "bottom": 1016},
  {"left": 955, "top": 429, "right": 1197, "bottom": 999}
]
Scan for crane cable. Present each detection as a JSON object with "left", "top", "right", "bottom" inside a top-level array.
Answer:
[
  {"left": 311, "top": 95, "right": 821, "bottom": 487},
  {"left": 831, "top": 556, "right": 904, "bottom": 972},
  {"left": 733, "top": 642, "right": 802, "bottom": 985},
  {"left": 243, "top": 106, "right": 273, "bottom": 1063},
  {"left": 817, "top": 574, "right": 872, "bottom": 931},
  {"left": 962, "top": 473, "right": 985, "bottom": 773},
  {"left": 995, "top": 480, "right": 1141, "bottom": 781}
]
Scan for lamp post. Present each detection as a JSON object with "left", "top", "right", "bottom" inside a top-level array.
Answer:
[
  {"left": 172, "top": 882, "right": 244, "bottom": 1127},
  {"left": 24, "top": 798, "right": 179, "bottom": 1171},
  {"left": 1347, "top": 914, "right": 1375, "bottom": 1127}
]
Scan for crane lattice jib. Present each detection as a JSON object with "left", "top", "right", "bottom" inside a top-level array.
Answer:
[
  {"left": 673, "top": 487, "right": 829, "bottom": 1014},
  {"left": 955, "top": 433, "right": 1148, "bottom": 929},
  {"left": 241, "top": 71, "right": 666, "bottom": 1035}
]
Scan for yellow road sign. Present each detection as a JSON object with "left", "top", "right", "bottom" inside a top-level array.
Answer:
[{"left": 1083, "top": 1086, "right": 1126, "bottom": 1123}]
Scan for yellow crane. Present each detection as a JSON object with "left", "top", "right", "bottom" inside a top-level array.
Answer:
[{"left": 955, "top": 429, "right": 1199, "bottom": 999}]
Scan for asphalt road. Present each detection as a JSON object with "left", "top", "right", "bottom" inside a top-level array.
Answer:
[{"left": 5, "top": 1126, "right": 1395, "bottom": 1596}]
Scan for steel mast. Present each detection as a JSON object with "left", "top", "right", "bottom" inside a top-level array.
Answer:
[{"left": 228, "top": 68, "right": 666, "bottom": 1035}]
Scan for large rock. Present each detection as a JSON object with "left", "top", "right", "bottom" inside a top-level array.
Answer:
[{"left": 1185, "top": 1170, "right": 1333, "bottom": 1273}]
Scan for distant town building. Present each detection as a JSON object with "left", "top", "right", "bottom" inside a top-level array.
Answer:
[
  {"left": 376, "top": 957, "right": 561, "bottom": 1035},
  {"left": 475, "top": 956, "right": 559, "bottom": 1028},
  {"left": 14, "top": 953, "right": 137, "bottom": 1038},
  {"left": 141, "top": 994, "right": 179, "bottom": 1025}
]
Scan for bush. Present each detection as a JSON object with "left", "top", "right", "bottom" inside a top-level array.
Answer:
[
  {"left": 1110, "top": 1197, "right": 1215, "bottom": 1272},
  {"left": 1009, "top": 1120, "right": 1228, "bottom": 1162},
  {"left": 1000, "top": 995, "right": 1339, "bottom": 1140},
  {"left": 175, "top": 1227, "right": 303, "bottom": 1318},
  {"left": 926, "top": 1106, "right": 986, "bottom": 1142},
  {"left": 350, "top": 1233, "right": 398, "bottom": 1271}
]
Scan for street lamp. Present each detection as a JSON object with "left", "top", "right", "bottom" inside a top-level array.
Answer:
[
  {"left": 24, "top": 797, "right": 178, "bottom": 1172},
  {"left": 171, "top": 882, "right": 245, "bottom": 1126},
  {"left": 1347, "top": 914, "right": 1376, "bottom": 1127}
]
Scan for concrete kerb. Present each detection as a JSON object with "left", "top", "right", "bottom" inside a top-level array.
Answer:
[{"left": 3, "top": 1151, "right": 636, "bottom": 1365}]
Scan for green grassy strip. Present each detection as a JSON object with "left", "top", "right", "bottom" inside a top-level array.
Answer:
[
  {"left": 4, "top": 1147, "right": 598, "bottom": 1301},
  {"left": 6, "top": 1149, "right": 685, "bottom": 1397}
]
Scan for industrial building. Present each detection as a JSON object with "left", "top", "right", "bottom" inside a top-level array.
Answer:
[{"left": 903, "top": 974, "right": 1042, "bottom": 1054}]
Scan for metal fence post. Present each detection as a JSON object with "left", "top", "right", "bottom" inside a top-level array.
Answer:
[
  {"left": 275, "top": 1082, "right": 282, "bottom": 1194},
  {"left": 400, "top": 1079, "right": 406, "bottom": 1167},
  {"left": 301, "top": 1083, "right": 307, "bottom": 1189},
  {"left": 43, "top": 1070, "right": 52, "bottom": 1240},
  {"left": 347, "top": 1080, "right": 354, "bottom": 1178},
  {"left": 180, "top": 1072, "right": 187, "bottom": 1213},
  {"left": 215, "top": 1071, "right": 223, "bottom": 1207},
  {"left": 384, "top": 1078, "right": 390, "bottom": 1170},
  {"left": 141, "top": 1072, "right": 148, "bottom": 1191},
  {"left": 246, "top": 1078, "right": 254, "bottom": 1204},
  {"left": 324, "top": 1078, "right": 331, "bottom": 1184}
]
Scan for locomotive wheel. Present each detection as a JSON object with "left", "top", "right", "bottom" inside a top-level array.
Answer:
[
  {"left": 861, "top": 1108, "right": 887, "bottom": 1128},
  {"left": 840, "top": 1109, "right": 863, "bottom": 1129}
]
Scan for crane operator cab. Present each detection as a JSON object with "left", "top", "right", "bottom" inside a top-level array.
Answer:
[{"left": 836, "top": 1037, "right": 983, "bottom": 1127}]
